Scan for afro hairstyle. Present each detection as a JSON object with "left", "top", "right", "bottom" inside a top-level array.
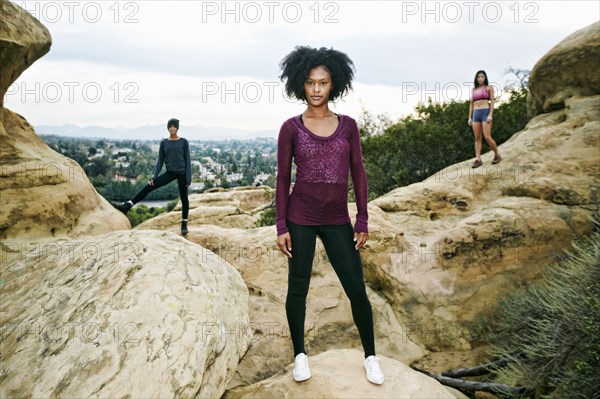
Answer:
[{"left": 279, "top": 46, "right": 355, "bottom": 102}]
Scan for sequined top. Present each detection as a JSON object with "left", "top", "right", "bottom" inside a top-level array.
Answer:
[{"left": 275, "top": 113, "right": 369, "bottom": 235}]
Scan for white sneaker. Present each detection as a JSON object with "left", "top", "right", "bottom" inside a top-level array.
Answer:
[
  {"left": 293, "top": 353, "right": 311, "bottom": 382},
  {"left": 364, "top": 355, "right": 384, "bottom": 384}
]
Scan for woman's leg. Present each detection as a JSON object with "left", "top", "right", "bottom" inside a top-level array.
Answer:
[
  {"left": 175, "top": 174, "right": 190, "bottom": 219},
  {"left": 285, "top": 220, "right": 318, "bottom": 356},
  {"left": 482, "top": 120, "right": 500, "bottom": 158},
  {"left": 472, "top": 121, "right": 483, "bottom": 161},
  {"left": 318, "top": 223, "right": 376, "bottom": 358},
  {"left": 131, "top": 172, "right": 177, "bottom": 204}
]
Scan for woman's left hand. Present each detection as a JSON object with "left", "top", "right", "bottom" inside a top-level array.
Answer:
[
  {"left": 353, "top": 232, "right": 368, "bottom": 250},
  {"left": 486, "top": 116, "right": 493, "bottom": 123}
]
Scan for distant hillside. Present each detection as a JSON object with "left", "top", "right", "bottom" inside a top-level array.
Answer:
[{"left": 34, "top": 123, "right": 278, "bottom": 141}]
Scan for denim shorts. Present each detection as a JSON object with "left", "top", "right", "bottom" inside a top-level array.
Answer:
[{"left": 472, "top": 108, "right": 490, "bottom": 122}]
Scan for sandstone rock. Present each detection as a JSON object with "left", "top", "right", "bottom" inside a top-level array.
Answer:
[
  {"left": 0, "top": 0, "right": 51, "bottom": 104},
  {"left": 137, "top": 187, "right": 275, "bottom": 230},
  {"left": 527, "top": 21, "right": 600, "bottom": 117},
  {"left": 223, "top": 348, "right": 467, "bottom": 399},
  {"left": 137, "top": 203, "right": 259, "bottom": 230},
  {"left": 366, "top": 94, "right": 599, "bottom": 350},
  {"left": 0, "top": 109, "right": 131, "bottom": 239},
  {"left": 182, "top": 186, "right": 274, "bottom": 213},
  {"left": 411, "top": 345, "right": 491, "bottom": 375},
  {"left": 0, "top": 230, "right": 250, "bottom": 398},
  {"left": 0, "top": 0, "right": 130, "bottom": 239}
]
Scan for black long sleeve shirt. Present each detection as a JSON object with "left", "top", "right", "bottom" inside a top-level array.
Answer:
[{"left": 153, "top": 138, "right": 192, "bottom": 186}]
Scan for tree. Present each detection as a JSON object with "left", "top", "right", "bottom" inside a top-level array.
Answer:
[
  {"left": 84, "top": 157, "right": 111, "bottom": 178},
  {"left": 503, "top": 67, "right": 530, "bottom": 91},
  {"left": 358, "top": 102, "right": 392, "bottom": 138}
]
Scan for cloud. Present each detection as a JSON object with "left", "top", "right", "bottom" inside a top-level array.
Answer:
[
  {"left": 9, "top": 0, "right": 600, "bottom": 131},
  {"left": 42, "top": 20, "right": 563, "bottom": 87}
]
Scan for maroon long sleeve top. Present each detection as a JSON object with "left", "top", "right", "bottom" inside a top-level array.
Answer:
[{"left": 275, "top": 113, "right": 369, "bottom": 236}]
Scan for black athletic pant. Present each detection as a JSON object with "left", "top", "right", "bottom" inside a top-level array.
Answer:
[
  {"left": 285, "top": 219, "right": 376, "bottom": 358},
  {"left": 131, "top": 171, "right": 189, "bottom": 219}
]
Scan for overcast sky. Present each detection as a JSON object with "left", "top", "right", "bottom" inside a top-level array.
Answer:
[{"left": 5, "top": 0, "right": 599, "bottom": 137}]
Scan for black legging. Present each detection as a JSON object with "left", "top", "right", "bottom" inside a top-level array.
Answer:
[
  {"left": 285, "top": 219, "right": 376, "bottom": 358},
  {"left": 131, "top": 171, "right": 189, "bottom": 219}
]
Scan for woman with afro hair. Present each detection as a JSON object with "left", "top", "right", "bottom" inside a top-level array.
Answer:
[{"left": 275, "top": 46, "right": 384, "bottom": 385}]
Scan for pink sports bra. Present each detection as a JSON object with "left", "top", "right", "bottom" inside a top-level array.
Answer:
[{"left": 472, "top": 85, "right": 490, "bottom": 101}]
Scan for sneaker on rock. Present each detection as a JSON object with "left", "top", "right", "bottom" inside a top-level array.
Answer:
[
  {"left": 364, "top": 355, "right": 384, "bottom": 385},
  {"left": 293, "top": 353, "right": 311, "bottom": 382}
]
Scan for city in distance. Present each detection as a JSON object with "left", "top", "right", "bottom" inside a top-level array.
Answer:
[{"left": 35, "top": 123, "right": 278, "bottom": 141}]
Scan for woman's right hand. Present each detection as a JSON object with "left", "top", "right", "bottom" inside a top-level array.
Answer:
[
  {"left": 149, "top": 179, "right": 154, "bottom": 186},
  {"left": 468, "top": 118, "right": 472, "bottom": 126},
  {"left": 277, "top": 232, "right": 292, "bottom": 258}
]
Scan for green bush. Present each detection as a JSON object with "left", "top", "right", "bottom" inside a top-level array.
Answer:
[
  {"left": 126, "top": 204, "right": 172, "bottom": 227},
  {"left": 165, "top": 199, "right": 178, "bottom": 212},
  {"left": 254, "top": 207, "right": 276, "bottom": 228},
  {"left": 477, "top": 229, "right": 600, "bottom": 398}
]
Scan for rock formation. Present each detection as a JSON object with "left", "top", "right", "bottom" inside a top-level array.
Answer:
[
  {"left": 0, "top": 0, "right": 51, "bottom": 107},
  {"left": 0, "top": 230, "right": 250, "bottom": 398},
  {"left": 137, "top": 186, "right": 274, "bottom": 231},
  {"left": 0, "top": 0, "right": 130, "bottom": 240},
  {"left": 527, "top": 21, "right": 600, "bottom": 117}
]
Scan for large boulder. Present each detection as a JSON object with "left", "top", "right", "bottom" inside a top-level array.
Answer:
[
  {"left": 0, "top": 230, "right": 250, "bottom": 398},
  {"left": 527, "top": 21, "right": 600, "bottom": 117},
  {"left": 0, "top": 108, "right": 131, "bottom": 240},
  {"left": 0, "top": 0, "right": 51, "bottom": 105},
  {"left": 0, "top": 0, "right": 130, "bottom": 240}
]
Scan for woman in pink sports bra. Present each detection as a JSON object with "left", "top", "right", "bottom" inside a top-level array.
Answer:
[{"left": 468, "top": 70, "right": 501, "bottom": 168}]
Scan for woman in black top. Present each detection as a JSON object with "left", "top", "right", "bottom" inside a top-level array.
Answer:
[{"left": 112, "top": 118, "right": 192, "bottom": 235}]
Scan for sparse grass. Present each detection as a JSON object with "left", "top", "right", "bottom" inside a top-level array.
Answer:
[{"left": 477, "top": 228, "right": 600, "bottom": 398}]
